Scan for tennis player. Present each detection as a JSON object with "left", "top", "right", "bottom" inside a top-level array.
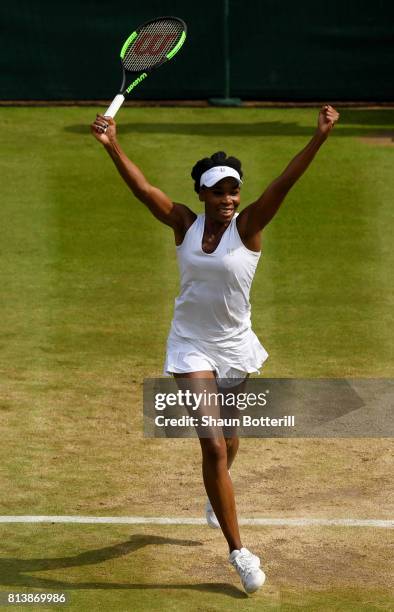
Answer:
[{"left": 91, "top": 104, "right": 339, "bottom": 593}]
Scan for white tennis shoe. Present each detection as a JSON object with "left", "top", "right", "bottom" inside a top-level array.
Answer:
[
  {"left": 205, "top": 498, "right": 220, "bottom": 529},
  {"left": 229, "top": 547, "right": 266, "bottom": 594}
]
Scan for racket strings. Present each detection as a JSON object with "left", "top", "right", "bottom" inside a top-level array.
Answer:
[{"left": 122, "top": 19, "right": 184, "bottom": 71}]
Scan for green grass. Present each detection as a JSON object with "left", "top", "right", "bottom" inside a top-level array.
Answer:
[
  {"left": 0, "top": 106, "right": 393, "bottom": 610},
  {"left": 1, "top": 107, "right": 393, "bottom": 384},
  {"left": 0, "top": 524, "right": 392, "bottom": 611}
]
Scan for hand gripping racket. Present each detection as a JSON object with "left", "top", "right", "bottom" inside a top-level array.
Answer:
[{"left": 104, "top": 16, "right": 187, "bottom": 118}]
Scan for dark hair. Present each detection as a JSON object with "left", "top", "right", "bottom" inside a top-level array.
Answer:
[{"left": 191, "top": 151, "right": 243, "bottom": 193}]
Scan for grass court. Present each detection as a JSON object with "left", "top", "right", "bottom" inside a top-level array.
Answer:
[{"left": 0, "top": 106, "right": 393, "bottom": 609}]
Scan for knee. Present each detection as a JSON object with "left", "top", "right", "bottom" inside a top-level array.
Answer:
[{"left": 201, "top": 438, "right": 227, "bottom": 465}]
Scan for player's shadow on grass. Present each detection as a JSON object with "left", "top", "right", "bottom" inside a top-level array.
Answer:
[
  {"left": 67, "top": 121, "right": 310, "bottom": 137},
  {"left": 65, "top": 109, "right": 394, "bottom": 138},
  {"left": 0, "top": 534, "right": 245, "bottom": 598},
  {"left": 65, "top": 122, "right": 394, "bottom": 138}
]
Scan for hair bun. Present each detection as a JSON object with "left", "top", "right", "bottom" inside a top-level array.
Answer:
[{"left": 211, "top": 151, "right": 227, "bottom": 164}]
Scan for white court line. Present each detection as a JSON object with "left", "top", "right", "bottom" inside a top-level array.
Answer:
[{"left": 0, "top": 516, "right": 392, "bottom": 528}]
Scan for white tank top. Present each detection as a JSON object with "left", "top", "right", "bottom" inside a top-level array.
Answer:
[{"left": 170, "top": 213, "right": 261, "bottom": 343}]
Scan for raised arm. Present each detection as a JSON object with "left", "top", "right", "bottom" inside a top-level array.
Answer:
[
  {"left": 238, "top": 105, "right": 340, "bottom": 249},
  {"left": 91, "top": 115, "right": 195, "bottom": 238}
]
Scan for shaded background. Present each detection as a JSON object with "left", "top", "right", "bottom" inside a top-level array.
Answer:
[{"left": 1, "top": 0, "right": 393, "bottom": 101}]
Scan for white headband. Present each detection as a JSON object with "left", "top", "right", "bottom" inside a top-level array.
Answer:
[{"left": 200, "top": 166, "right": 243, "bottom": 188}]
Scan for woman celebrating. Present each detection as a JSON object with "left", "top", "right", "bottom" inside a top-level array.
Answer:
[{"left": 91, "top": 104, "right": 339, "bottom": 593}]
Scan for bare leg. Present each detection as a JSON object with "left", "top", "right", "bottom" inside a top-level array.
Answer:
[
  {"left": 200, "top": 436, "right": 242, "bottom": 552},
  {"left": 225, "top": 436, "right": 239, "bottom": 469},
  {"left": 174, "top": 371, "right": 242, "bottom": 553},
  {"left": 219, "top": 376, "right": 248, "bottom": 470}
]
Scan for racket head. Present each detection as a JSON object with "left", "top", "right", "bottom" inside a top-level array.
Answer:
[{"left": 120, "top": 16, "right": 187, "bottom": 77}]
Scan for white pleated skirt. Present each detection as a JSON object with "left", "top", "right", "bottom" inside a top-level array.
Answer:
[{"left": 164, "top": 327, "right": 268, "bottom": 384}]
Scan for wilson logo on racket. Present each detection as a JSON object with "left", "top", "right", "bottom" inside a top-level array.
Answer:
[
  {"left": 126, "top": 73, "right": 148, "bottom": 93},
  {"left": 134, "top": 33, "right": 178, "bottom": 56}
]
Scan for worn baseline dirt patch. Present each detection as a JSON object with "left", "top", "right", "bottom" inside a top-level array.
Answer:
[{"left": 359, "top": 131, "right": 394, "bottom": 146}]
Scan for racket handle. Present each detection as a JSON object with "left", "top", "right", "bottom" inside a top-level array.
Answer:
[{"left": 104, "top": 94, "right": 125, "bottom": 118}]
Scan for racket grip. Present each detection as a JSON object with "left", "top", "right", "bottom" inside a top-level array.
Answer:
[{"left": 104, "top": 94, "right": 125, "bottom": 118}]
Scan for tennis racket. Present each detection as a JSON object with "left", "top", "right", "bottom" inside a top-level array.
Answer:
[{"left": 104, "top": 16, "right": 187, "bottom": 118}]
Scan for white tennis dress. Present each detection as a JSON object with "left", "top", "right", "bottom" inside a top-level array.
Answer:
[{"left": 164, "top": 213, "right": 268, "bottom": 382}]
